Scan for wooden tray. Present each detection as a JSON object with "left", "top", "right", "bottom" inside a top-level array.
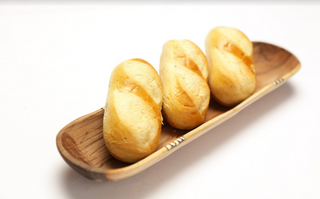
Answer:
[{"left": 56, "top": 42, "right": 301, "bottom": 182}]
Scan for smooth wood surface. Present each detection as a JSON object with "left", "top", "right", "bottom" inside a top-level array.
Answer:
[{"left": 56, "top": 42, "right": 301, "bottom": 182}]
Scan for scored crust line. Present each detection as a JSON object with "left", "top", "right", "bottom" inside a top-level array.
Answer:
[
  {"left": 272, "top": 78, "right": 284, "bottom": 86},
  {"left": 165, "top": 137, "right": 186, "bottom": 151}
]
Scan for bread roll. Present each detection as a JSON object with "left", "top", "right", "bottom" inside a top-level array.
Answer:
[
  {"left": 205, "top": 26, "right": 257, "bottom": 106},
  {"left": 160, "top": 40, "right": 210, "bottom": 130},
  {"left": 103, "top": 59, "right": 163, "bottom": 163}
]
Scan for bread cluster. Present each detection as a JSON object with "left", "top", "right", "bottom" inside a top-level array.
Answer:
[{"left": 103, "top": 26, "right": 256, "bottom": 163}]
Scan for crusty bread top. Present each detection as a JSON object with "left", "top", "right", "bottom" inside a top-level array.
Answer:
[
  {"left": 206, "top": 26, "right": 255, "bottom": 73},
  {"left": 109, "top": 58, "right": 163, "bottom": 106}
]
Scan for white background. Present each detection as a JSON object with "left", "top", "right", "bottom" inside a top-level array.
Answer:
[{"left": 0, "top": 2, "right": 319, "bottom": 199}]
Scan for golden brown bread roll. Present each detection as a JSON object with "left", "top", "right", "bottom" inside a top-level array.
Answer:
[
  {"left": 160, "top": 40, "right": 210, "bottom": 130},
  {"left": 103, "top": 58, "right": 163, "bottom": 163},
  {"left": 205, "top": 26, "right": 257, "bottom": 107}
]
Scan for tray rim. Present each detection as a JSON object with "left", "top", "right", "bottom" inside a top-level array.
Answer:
[{"left": 56, "top": 41, "right": 301, "bottom": 182}]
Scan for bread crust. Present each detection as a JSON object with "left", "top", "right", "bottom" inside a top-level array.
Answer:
[
  {"left": 160, "top": 40, "right": 210, "bottom": 130},
  {"left": 205, "top": 26, "right": 257, "bottom": 107},
  {"left": 103, "top": 59, "right": 163, "bottom": 163}
]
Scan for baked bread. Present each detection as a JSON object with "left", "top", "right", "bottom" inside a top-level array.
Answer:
[
  {"left": 160, "top": 40, "right": 210, "bottom": 130},
  {"left": 205, "top": 26, "right": 256, "bottom": 106},
  {"left": 103, "top": 58, "right": 163, "bottom": 163}
]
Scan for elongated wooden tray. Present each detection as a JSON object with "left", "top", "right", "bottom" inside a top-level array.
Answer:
[{"left": 56, "top": 42, "right": 301, "bottom": 182}]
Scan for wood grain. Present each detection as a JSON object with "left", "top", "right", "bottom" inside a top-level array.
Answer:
[{"left": 56, "top": 42, "right": 300, "bottom": 182}]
